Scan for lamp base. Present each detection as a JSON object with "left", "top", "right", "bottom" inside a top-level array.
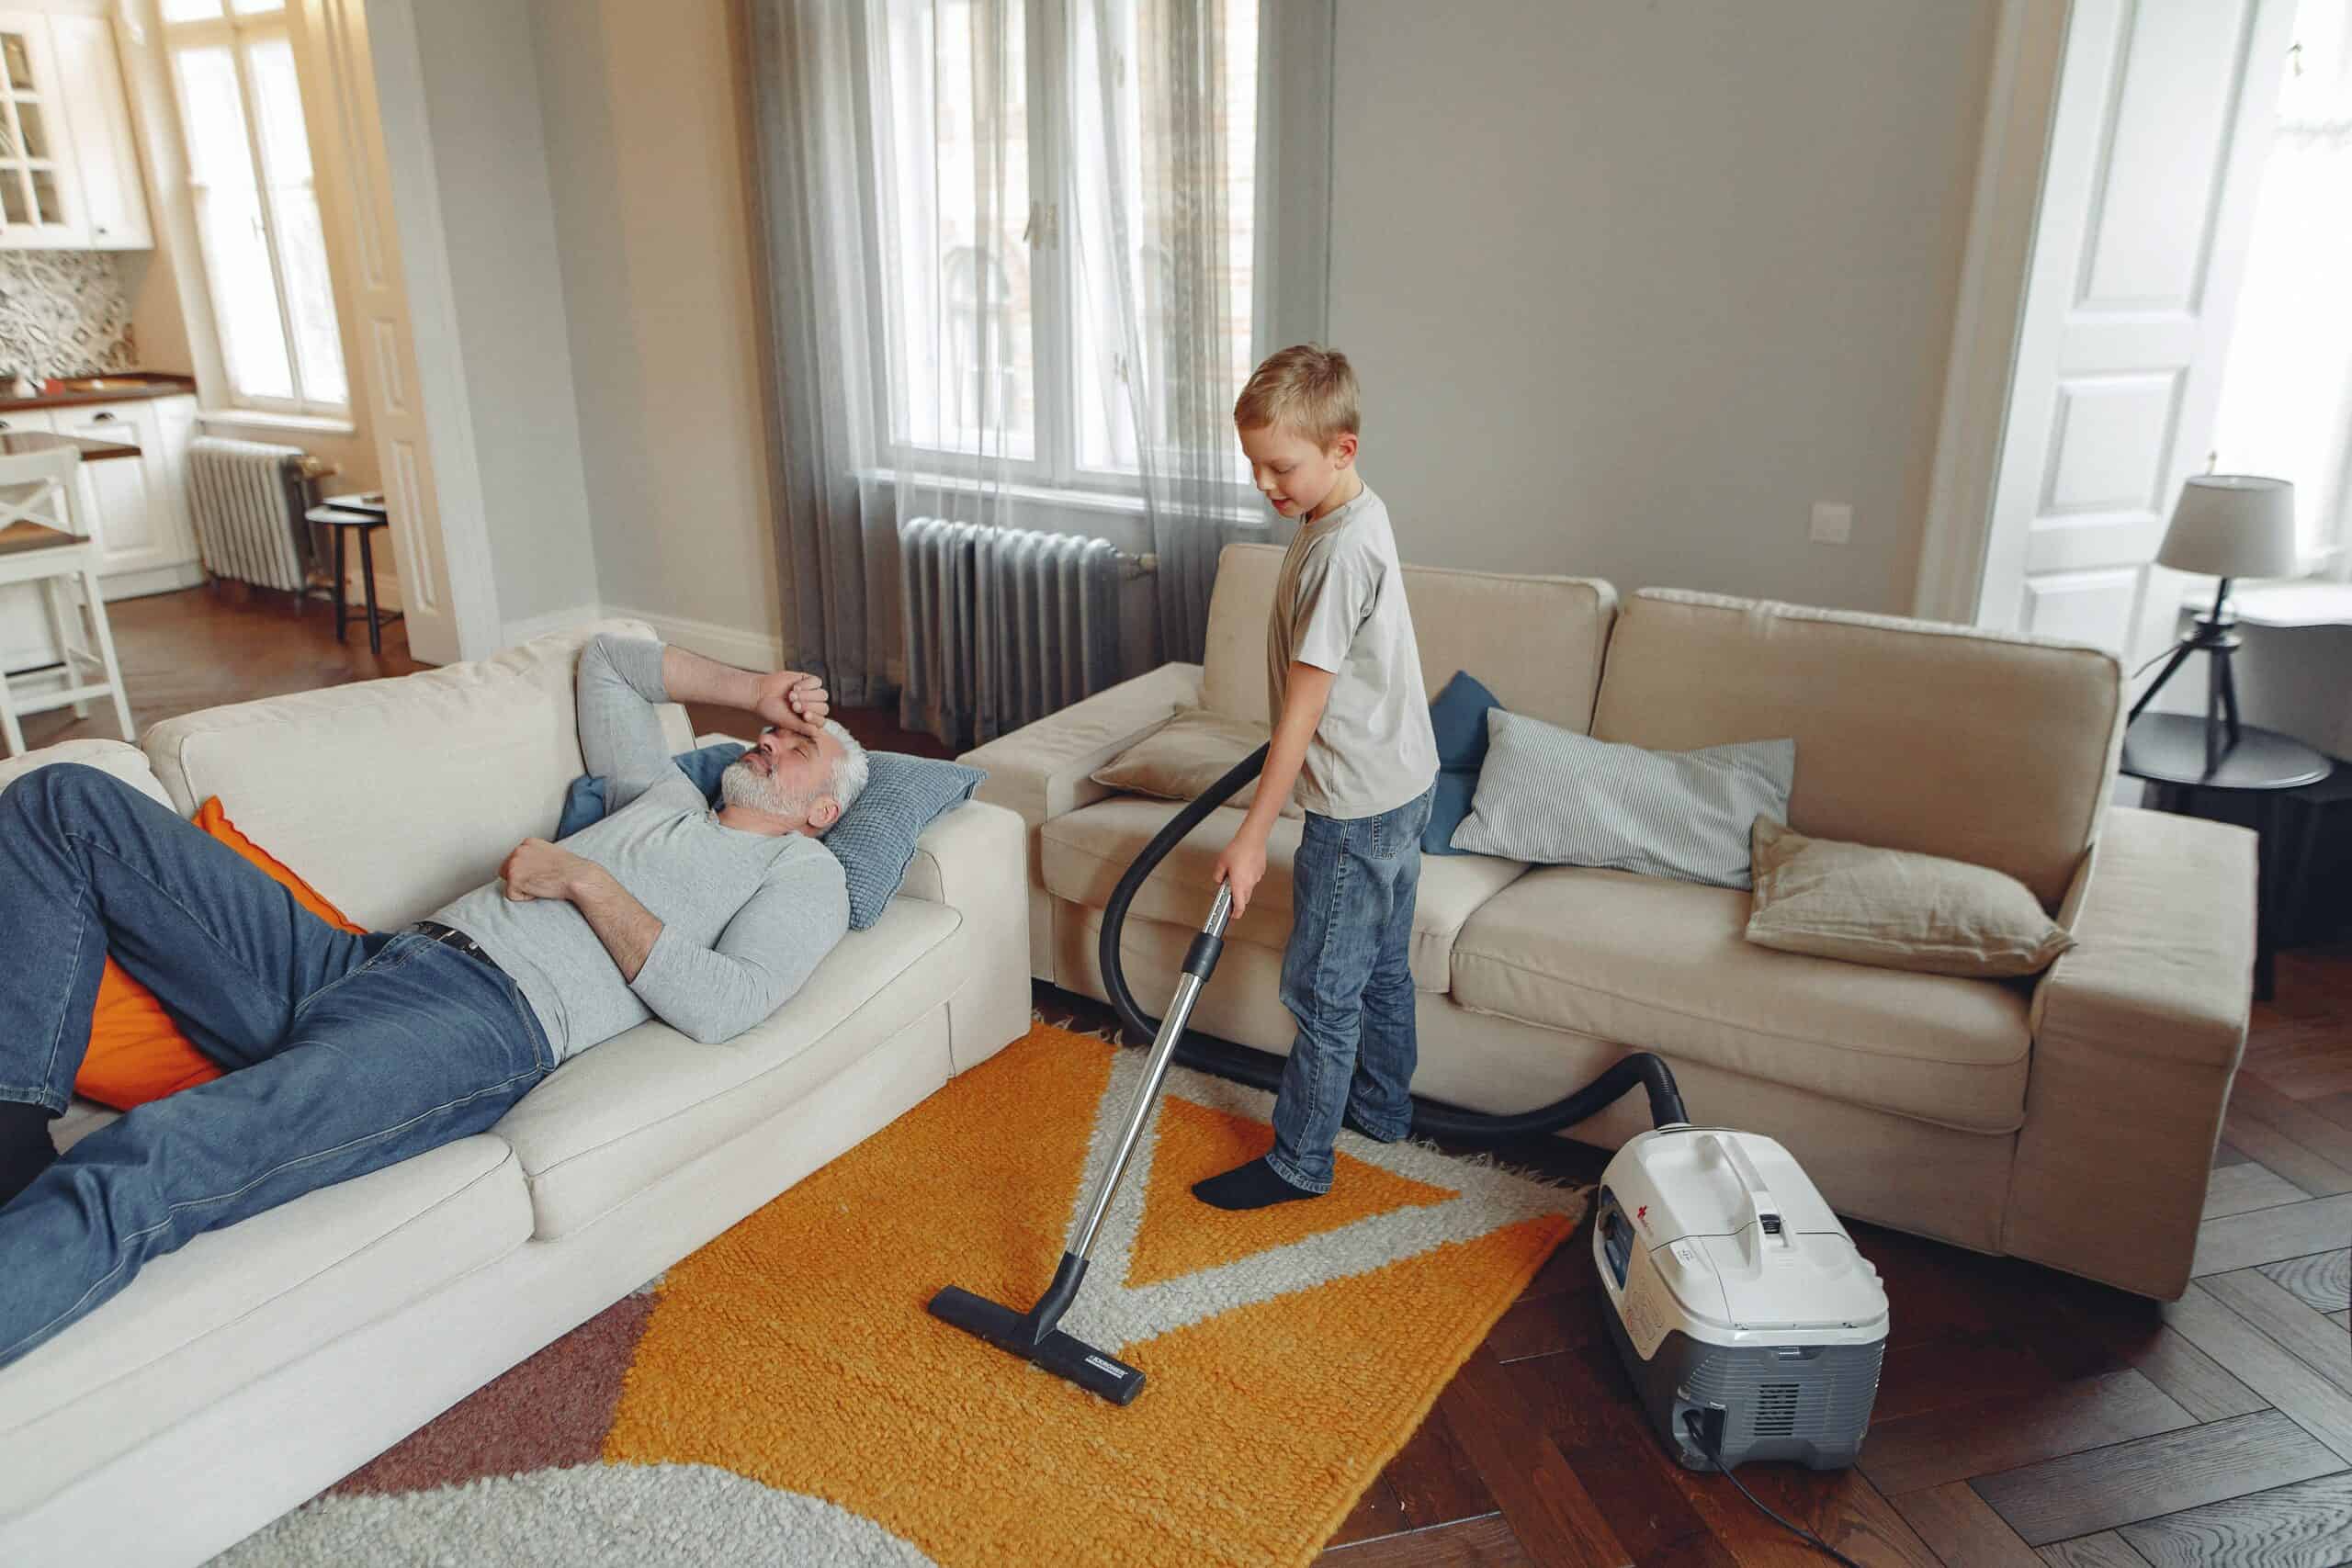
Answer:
[{"left": 2127, "top": 579, "right": 2243, "bottom": 777}]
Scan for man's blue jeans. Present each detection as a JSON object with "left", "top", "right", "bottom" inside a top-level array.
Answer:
[
  {"left": 0, "top": 764, "right": 553, "bottom": 1370},
  {"left": 1267, "top": 784, "right": 1436, "bottom": 1193}
]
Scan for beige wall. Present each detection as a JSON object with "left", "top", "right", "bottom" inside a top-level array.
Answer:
[
  {"left": 530, "top": 0, "right": 784, "bottom": 666},
  {"left": 401, "top": 0, "right": 602, "bottom": 631},
  {"left": 1328, "top": 0, "right": 1999, "bottom": 615}
]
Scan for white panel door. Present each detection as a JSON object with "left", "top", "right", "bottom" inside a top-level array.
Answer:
[
  {"left": 294, "top": 0, "right": 460, "bottom": 664},
  {"left": 1976, "top": 0, "right": 2296, "bottom": 660}
]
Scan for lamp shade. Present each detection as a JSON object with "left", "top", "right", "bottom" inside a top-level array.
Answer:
[{"left": 2156, "top": 474, "right": 2298, "bottom": 579}]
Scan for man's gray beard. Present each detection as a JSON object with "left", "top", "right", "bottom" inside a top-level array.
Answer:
[{"left": 718, "top": 756, "right": 809, "bottom": 819}]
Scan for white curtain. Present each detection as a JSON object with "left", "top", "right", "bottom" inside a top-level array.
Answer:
[
  {"left": 2212, "top": 0, "right": 2352, "bottom": 579},
  {"left": 743, "top": 0, "right": 1327, "bottom": 742}
]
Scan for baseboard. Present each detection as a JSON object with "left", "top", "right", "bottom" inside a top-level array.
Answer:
[
  {"left": 98, "top": 561, "right": 207, "bottom": 601},
  {"left": 602, "top": 602, "right": 785, "bottom": 672},
  {"left": 501, "top": 603, "right": 608, "bottom": 649}
]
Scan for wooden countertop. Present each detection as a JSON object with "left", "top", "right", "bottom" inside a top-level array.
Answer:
[
  {"left": 0, "top": 373, "right": 198, "bottom": 412},
  {"left": 0, "top": 430, "right": 141, "bottom": 462}
]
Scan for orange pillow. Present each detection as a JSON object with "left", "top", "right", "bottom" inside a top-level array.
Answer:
[{"left": 76, "top": 797, "right": 365, "bottom": 1111}]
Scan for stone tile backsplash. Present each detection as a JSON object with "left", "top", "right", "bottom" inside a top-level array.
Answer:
[{"left": 0, "top": 251, "right": 136, "bottom": 382}]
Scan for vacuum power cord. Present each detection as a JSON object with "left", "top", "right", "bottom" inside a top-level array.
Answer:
[{"left": 1681, "top": 1411, "right": 1866, "bottom": 1568}]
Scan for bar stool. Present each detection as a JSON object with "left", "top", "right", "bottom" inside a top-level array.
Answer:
[
  {"left": 305, "top": 503, "right": 403, "bottom": 655},
  {"left": 0, "top": 446, "right": 132, "bottom": 755}
]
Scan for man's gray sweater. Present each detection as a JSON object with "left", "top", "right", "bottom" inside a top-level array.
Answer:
[{"left": 435, "top": 635, "right": 848, "bottom": 1056}]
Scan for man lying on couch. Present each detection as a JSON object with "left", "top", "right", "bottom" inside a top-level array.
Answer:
[{"left": 0, "top": 634, "right": 865, "bottom": 1370}]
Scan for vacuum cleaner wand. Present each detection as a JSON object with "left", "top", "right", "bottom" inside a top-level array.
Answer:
[{"left": 926, "top": 882, "right": 1238, "bottom": 1404}]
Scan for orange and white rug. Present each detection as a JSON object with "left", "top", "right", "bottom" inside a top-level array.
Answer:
[{"left": 219, "top": 1022, "right": 1582, "bottom": 1567}]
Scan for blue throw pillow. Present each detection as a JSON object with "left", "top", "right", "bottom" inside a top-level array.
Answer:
[
  {"left": 557, "top": 744, "right": 986, "bottom": 930},
  {"left": 1425, "top": 671, "right": 1503, "bottom": 855},
  {"left": 1429, "top": 670, "right": 1503, "bottom": 770},
  {"left": 556, "top": 741, "right": 748, "bottom": 840},
  {"left": 826, "top": 753, "right": 988, "bottom": 929}
]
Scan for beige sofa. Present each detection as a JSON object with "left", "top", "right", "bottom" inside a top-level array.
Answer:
[
  {"left": 967, "top": 543, "right": 2256, "bottom": 1302},
  {"left": 0, "top": 621, "right": 1031, "bottom": 1568}
]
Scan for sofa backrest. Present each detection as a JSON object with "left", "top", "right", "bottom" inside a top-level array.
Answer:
[
  {"left": 138, "top": 619, "right": 696, "bottom": 931},
  {"left": 1200, "top": 541, "right": 1617, "bottom": 733},
  {"left": 1590, "top": 590, "right": 2123, "bottom": 909}
]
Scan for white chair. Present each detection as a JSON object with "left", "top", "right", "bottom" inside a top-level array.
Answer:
[{"left": 0, "top": 445, "right": 132, "bottom": 755}]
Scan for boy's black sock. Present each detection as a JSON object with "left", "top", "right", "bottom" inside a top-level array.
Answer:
[
  {"left": 1193, "top": 1156, "right": 1320, "bottom": 1211},
  {"left": 0, "top": 1100, "right": 58, "bottom": 1210}
]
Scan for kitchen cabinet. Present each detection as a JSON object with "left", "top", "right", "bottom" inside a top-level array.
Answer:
[
  {"left": 0, "top": 7, "right": 151, "bottom": 250},
  {"left": 0, "top": 391, "right": 198, "bottom": 673},
  {"left": 51, "top": 397, "right": 199, "bottom": 583}
]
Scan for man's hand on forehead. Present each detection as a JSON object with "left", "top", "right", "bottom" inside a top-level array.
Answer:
[{"left": 753, "top": 670, "right": 829, "bottom": 737}]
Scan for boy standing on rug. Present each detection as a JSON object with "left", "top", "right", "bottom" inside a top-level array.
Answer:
[{"left": 1197, "top": 344, "right": 1440, "bottom": 1211}]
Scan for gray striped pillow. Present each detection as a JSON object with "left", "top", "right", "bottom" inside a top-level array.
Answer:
[{"left": 1451, "top": 711, "right": 1793, "bottom": 889}]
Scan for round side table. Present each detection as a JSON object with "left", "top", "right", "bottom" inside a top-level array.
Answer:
[{"left": 2120, "top": 712, "right": 2332, "bottom": 1001}]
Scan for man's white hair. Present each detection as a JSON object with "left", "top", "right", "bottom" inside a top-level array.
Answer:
[{"left": 821, "top": 718, "right": 869, "bottom": 818}]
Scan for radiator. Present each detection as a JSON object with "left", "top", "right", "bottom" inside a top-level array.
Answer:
[
  {"left": 898, "top": 518, "right": 1127, "bottom": 749},
  {"left": 187, "top": 437, "right": 313, "bottom": 594}
]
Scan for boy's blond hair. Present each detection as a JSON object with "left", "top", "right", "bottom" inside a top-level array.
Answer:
[{"left": 1233, "top": 344, "right": 1359, "bottom": 448}]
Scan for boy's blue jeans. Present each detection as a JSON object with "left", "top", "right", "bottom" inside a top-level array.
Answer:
[
  {"left": 1267, "top": 783, "right": 1436, "bottom": 1193},
  {"left": 0, "top": 764, "right": 554, "bottom": 1371}
]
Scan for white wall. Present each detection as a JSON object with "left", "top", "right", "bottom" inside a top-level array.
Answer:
[
  {"left": 1329, "top": 0, "right": 2000, "bottom": 614},
  {"left": 529, "top": 0, "right": 785, "bottom": 669},
  {"left": 398, "top": 0, "right": 600, "bottom": 633}
]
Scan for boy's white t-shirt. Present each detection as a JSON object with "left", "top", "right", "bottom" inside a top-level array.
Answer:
[{"left": 1266, "top": 482, "right": 1440, "bottom": 820}]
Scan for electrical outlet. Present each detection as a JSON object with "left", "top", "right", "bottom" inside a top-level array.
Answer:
[{"left": 1810, "top": 502, "right": 1852, "bottom": 545}]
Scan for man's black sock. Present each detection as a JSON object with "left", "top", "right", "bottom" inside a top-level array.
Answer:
[
  {"left": 0, "top": 1101, "right": 57, "bottom": 1209},
  {"left": 1192, "top": 1156, "right": 1320, "bottom": 1211}
]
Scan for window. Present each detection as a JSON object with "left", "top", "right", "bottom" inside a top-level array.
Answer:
[
  {"left": 863, "top": 0, "right": 1259, "bottom": 496},
  {"left": 2211, "top": 0, "right": 2352, "bottom": 576},
  {"left": 160, "top": 0, "right": 348, "bottom": 417}
]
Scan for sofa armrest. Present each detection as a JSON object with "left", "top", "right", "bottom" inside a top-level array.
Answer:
[
  {"left": 2006, "top": 806, "right": 2255, "bottom": 1297},
  {"left": 957, "top": 660, "right": 1204, "bottom": 978},
  {"left": 899, "top": 798, "right": 1032, "bottom": 1071},
  {"left": 0, "top": 739, "right": 175, "bottom": 810}
]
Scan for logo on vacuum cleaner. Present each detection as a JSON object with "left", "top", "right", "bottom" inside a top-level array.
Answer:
[{"left": 1085, "top": 1356, "right": 1129, "bottom": 1378}]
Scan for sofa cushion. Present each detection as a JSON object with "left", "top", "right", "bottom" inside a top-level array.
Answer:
[
  {"left": 493, "top": 894, "right": 968, "bottom": 1238},
  {"left": 1589, "top": 590, "right": 2121, "bottom": 911},
  {"left": 137, "top": 619, "right": 697, "bottom": 931},
  {"left": 1039, "top": 795, "right": 1528, "bottom": 991},
  {"left": 1448, "top": 866, "right": 2031, "bottom": 1133},
  {"left": 1199, "top": 541, "right": 1616, "bottom": 737},
  {"left": 0, "top": 1134, "right": 529, "bottom": 1517}
]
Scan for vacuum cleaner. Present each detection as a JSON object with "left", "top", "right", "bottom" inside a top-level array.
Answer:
[{"left": 928, "top": 744, "right": 1888, "bottom": 1488}]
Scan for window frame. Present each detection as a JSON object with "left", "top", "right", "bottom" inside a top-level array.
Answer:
[
  {"left": 854, "top": 0, "right": 1261, "bottom": 516},
  {"left": 157, "top": 0, "right": 348, "bottom": 421}
]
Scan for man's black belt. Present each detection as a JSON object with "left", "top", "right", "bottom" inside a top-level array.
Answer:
[{"left": 403, "top": 920, "right": 503, "bottom": 976}]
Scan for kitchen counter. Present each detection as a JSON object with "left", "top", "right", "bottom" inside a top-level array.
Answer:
[
  {"left": 0, "top": 430, "right": 140, "bottom": 462},
  {"left": 0, "top": 372, "right": 197, "bottom": 413}
]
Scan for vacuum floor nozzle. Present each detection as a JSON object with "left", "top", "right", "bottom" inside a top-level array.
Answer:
[{"left": 927, "top": 1282, "right": 1144, "bottom": 1404}]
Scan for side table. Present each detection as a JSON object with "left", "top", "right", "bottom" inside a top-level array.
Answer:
[
  {"left": 306, "top": 504, "right": 402, "bottom": 656},
  {"left": 2120, "top": 713, "right": 2332, "bottom": 1001}
]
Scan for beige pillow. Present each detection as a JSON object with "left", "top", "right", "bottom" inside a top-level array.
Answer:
[
  {"left": 1089, "top": 706, "right": 1301, "bottom": 818},
  {"left": 1744, "top": 818, "right": 2075, "bottom": 977}
]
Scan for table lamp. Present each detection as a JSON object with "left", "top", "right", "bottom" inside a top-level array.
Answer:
[{"left": 2127, "top": 474, "right": 2299, "bottom": 769}]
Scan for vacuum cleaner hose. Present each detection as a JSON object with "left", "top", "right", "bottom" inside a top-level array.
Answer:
[{"left": 1097, "top": 743, "right": 1690, "bottom": 1145}]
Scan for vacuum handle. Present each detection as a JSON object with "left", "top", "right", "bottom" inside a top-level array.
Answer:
[{"left": 1704, "top": 1133, "right": 1789, "bottom": 1248}]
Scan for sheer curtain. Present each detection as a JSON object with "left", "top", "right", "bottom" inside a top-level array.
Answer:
[
  {"left": 2212, "top": 0, "right": 2352, "bottom": 579},
  {"left": 742, "top": 0, "right": 1328, "bottom": 742}
]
